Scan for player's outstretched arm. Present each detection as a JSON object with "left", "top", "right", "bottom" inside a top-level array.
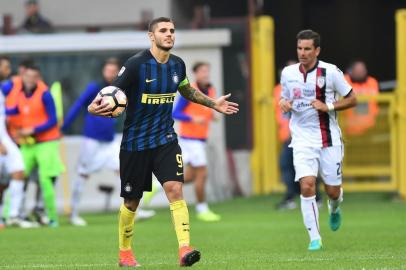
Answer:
[
  {"left": 87, "top": 96, "right": 113, "bottom": 117},
  {"left": 178, "top": 83, "right": 239, "bottom": 115}
]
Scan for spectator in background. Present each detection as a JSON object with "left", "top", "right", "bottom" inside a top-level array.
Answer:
[
  {"left": 4, "top": 59, "right": 51, "bottom": 224},
  {"left": 190, "top": 4, "right": 210, "bottom": 29},
  {"left": 173, "top": 62, "right": 221, "bottom": 222},
  {"left": 0, "top": 56, "right": 12, "bottom": 229},
  {"left": 0, "top": 57, "right": 11, "bottom": 81},
  {"left": 344, "top": 60, "right": 379, "bottom": 136},
  {"left": 62, "top": 58, "right": 155, "bottom": 226},
  {"left": 136, "top": 10, "right": 153, "bottom": 31},
  {"left": 17, "top": 59, "right": 35, "bottom": 77},
  {"left": 274, "top": 60, "right": 322, "bottom": 210},
  {"left": 0, "top": 56, "right": 35, "bottom": 228},
  {"left": 21, "top": 0, "right": 53, "bottom": 34},
  {"left": 5, "top": 64, "right": 63, "bottom": 227},
  {"left": 6, "top": 59, "right": 48, "bottom": 143}
]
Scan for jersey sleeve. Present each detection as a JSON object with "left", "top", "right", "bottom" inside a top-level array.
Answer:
[
  {"left": 0, "top": 80, "right": 13, "bottom": 97},
  {"left": 6, "top": 107, "right": 19, "bottom": 115},
  {"left": 35, "top": 91, "right": 58, "bottom": 133},
  {"left": 62, "top": 83, "right": 99, "bottom": 131},
  {"left": 172, "top": 96, "right": 192, "bottom": 122},
  {"left": 112, "top": 58, "right": 138, "bottom": 95},
  {"left": 178, "top": 58, "right": 189, "bottom": 87},
  {"left": 280, "top": 68, "right": 290, "bottom": 100},
  {"left": 332, "top": 66, "right": 352, "bottom": 97}
]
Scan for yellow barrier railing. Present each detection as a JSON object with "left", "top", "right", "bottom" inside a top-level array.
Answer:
[
  {"left": 250, "top": 16, "right": 278, "bottom": 194},
  {"left": 396, "top": 10, "right": 406, "bottom": 198},
  {"left": 341, "top": 94, "right": 398, "bottom": 192}
]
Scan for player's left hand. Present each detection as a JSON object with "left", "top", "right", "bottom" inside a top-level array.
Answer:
[
  {"left": 19, "top": 127, "right": 34, "bottom": 137},
  {"left": 88, "top": 96, "right": 113, "bottom": 116},
  {"left": 213, "top": 94, "right": 239, "bottom": 115},
  {"left": 311, "top": 99, "right": 328, "bottom": 112}
]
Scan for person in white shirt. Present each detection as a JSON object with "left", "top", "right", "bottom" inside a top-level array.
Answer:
[
  {"left": 0, "top": 56, "right": 35, "bottom": 228},
  {"left": 279, "top": 30, "right": 357, "bottom": 251}
]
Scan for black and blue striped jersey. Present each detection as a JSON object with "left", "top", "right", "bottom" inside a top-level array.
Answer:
[{"left": 112, "top": 49, "right": 189, "bottom": 151}]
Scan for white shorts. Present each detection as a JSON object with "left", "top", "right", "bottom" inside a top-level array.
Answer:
[
  {"left": 293, "top": 146, "right": 344, "bottom": 186},
  {"left": 77, "top": 137, "right": 120, "bottom": 175},
  {"left": 178, "top": 138, "right": 207, "bottom": 167},
  {"left": 0, "top": 133, "right": 25, "bottom": 174}
]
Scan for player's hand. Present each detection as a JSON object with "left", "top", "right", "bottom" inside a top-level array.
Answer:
[
  {"left": 279, "top": 98, "right": 293, "bottom": 113},
  {"left": 213, "top": 94, "right": 239, "bottom": 115},
  {"left": 88, "top": 96, "right": 113, "bottom": 116},
  {"left": 191, "top": 115, "right": 207, "bottom": 125},
  {"left": 0, "top": 142, "right": 7, "bottom": 155},
  {"left": 311, "top": 99, "right": 328, "bottom": 112},
  {"left": 19, "top": 127, "right": 34, "bottom": 137}
]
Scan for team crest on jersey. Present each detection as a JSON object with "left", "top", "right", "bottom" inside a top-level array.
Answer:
[
  {"left": 124, "top": 183, "right": 132, "bottom": 193},
  {"left": 293, "top": 88, "right": 302, "bottom": 99},
  {"left": 172, "top": 72, "right": 179, "bottom": 84},
  {"left": 317, "top": 76, "right": 325, "bottom": 88}
]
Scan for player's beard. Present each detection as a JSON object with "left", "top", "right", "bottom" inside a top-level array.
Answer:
[{"left": 156, "top": 40, "right": 173, "bottom": 52}]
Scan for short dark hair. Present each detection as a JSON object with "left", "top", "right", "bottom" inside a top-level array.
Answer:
[
  {"left": 104, "top": 57, "right": 120, "bottom": 68},
  {"left": 0, "top": 56, "right": 10, "bottom": 64},
  {"left": 26, "top": 0, "right": 38, "bottom": 6},
  {"left": 296, "top": 30, "right": 321, "bottom": 48},
  {"left": 192, "top": 61, "right": 209, "bottom": 73},
  {"left": 148, "top": 17, "right": 174, "bottom": 32},
  {"left": 25, "top": 63, "right": 40, "bottom": 72},
  {"left": 348, "top": 59, "right": 365, "bottom": 68},
  {"left": 19, "top": 58, "right": 35, "bottom": 68}
]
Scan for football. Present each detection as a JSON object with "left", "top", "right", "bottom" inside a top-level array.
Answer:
[{"left": 98, "top": 86, "right": 127, "bottom": 117}]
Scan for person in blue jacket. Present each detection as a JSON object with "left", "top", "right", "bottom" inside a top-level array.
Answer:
[{"left": 62, "top": 58, "right": 155, "bottom": 226}]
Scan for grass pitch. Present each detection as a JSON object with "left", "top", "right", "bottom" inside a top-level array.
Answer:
[{"left": 0, "top": 193, "right": 405, "bottom": 270}]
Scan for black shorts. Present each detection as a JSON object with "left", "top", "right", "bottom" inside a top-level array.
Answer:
[{"left": 119, "top": 140, "right": 184, "bottom": 199}]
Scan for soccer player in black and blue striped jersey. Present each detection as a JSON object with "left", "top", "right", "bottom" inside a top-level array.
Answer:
[{"left": 88, "top": 17, "right": 239, "bottom": 267}]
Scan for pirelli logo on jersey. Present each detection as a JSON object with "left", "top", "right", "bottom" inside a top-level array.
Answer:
[{"left": 141, "top": 93, "right": 177, "bottom": 104}]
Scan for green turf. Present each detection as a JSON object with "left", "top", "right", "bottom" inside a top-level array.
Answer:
[{"left": 0, "top": 193, "right": 406, "bottom": 270}]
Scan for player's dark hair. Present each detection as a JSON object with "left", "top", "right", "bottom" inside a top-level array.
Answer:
[
  {"left": 25, "top": 63, "right": 40, "bottom": 72},
  {"left": 148, "top": 17, "right": 174, "bottom": 32},
  {"left": 18, "top": 58, "right": 35, "bottom": 68},
  {"left": 0, "top": 56, "right": 10, "bottom": 62},
  {"left": 26, "top": 0, "right": 38, "bottom": 5},
  {"left": 104, "top": 57, "right": 120, "bottom": 68},
  {"left": 348, "top": 59, "right": 366, "bottom": 69},
  {"left": 296, "top": 30, "right": 321, "bottom": 48},
  {"left": 192, "top": 61, "right": 209, "bottom": 73}
]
